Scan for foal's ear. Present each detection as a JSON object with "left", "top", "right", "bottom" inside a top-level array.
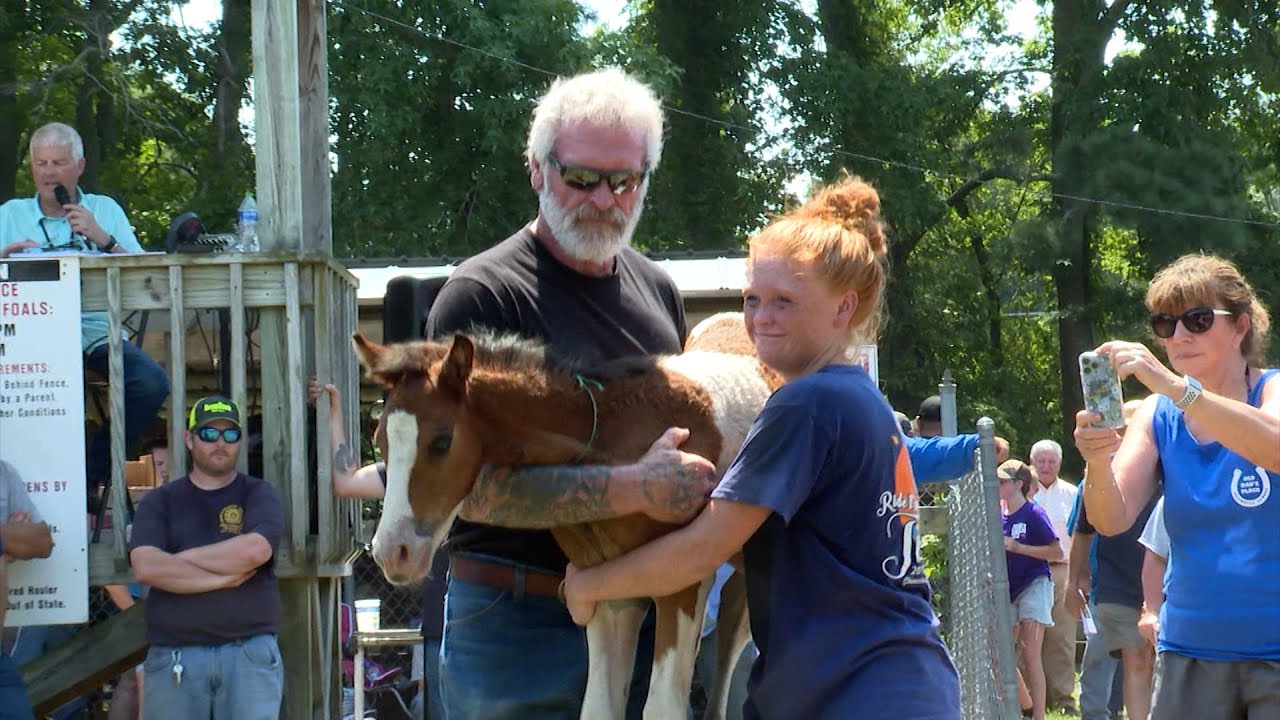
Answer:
[
  {"left": 439, "top": 334, "right": 475, "bottom": 395},
  {"left": 352, "top": 332, "right": 403, "bottom": 388}
]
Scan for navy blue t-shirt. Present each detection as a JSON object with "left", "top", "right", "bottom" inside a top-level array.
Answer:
[
  {"left": 130, "top": 473, "right": 284, "bottom": 646},
  {"left": 1067, "top": 484, "right": 1161, "bottom": 609},
  {"left": 713, "top": 365, "right": 960, "bottom": 720}
]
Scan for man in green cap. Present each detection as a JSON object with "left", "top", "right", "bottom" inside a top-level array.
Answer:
[{"left": 128, "top": 395, "right": 285, "bottom": 719}]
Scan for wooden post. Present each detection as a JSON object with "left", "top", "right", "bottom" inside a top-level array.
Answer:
[
  {"left": 252, "top": 0, "right": 304, "bottom": 252},
  {"left": 298, "top": 0, "right": 333, "bottom": 254},
  {"left": 252, "top": 1, "right": 338, "bottom": 717}
]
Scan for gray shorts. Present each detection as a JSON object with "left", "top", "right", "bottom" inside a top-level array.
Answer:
[
  {"left": 1096, "top": 602, "right": 1143, "bottom": 655},
  {"left": 1011, "top": 575, "right": 1055, "bottom": 627},
  {"left": 1151, "top": 651, "right": 1280, "bottom": 720}
]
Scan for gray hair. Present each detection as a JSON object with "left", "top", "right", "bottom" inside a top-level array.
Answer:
[
  {"left": 526, "top": 68, "right": 664, "bottom": 172},
  {"left": 1030, "top": 439, "right": 1063, "bottom": 462},
  {"left": 29, "top": 122, "right": 84, "bottom": 162}
]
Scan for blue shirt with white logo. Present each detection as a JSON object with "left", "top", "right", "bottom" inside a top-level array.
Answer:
[
  {"left": 713, "top": 365, "right": 960, "bottom": 720},
  {"left": 1153, "top": 369, "right": 1280, "bottom": 660},
  {"left": 0, "top": 189, "right": 142, "bottom": 352}
]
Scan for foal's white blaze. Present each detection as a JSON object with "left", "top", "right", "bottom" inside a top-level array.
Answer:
[{"left": 371, "top": 410, "right": 430, "bottom": 583}]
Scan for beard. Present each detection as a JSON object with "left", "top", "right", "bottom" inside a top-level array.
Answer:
[
  {"left": 538, "top": 181, "right": 644, "bottom": 264},
  {"left": 191, "top": 448, "right": 238, "bottom": 477}
]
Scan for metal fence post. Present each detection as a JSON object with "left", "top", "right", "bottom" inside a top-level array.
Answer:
[
  {"left": 940, "top": 369, "right": 958, "bottom": 437},
  {"left": 978, "top": 418, "right": 1022, "bottom": 720}
]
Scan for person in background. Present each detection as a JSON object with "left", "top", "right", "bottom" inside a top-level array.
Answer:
[
  {"left": 0, "top": 122, "right": 169, "bottom": 506},
  {"left": 1027, "top": 439, "right": 1079, "bottom": 715},
  {"left": 1075, "top": 253, "right": 1278, "bottom": 720},
  {"left": 1137, "top": 497, "right": 1168, "bottom": 649},
  {"left": 564, "top": 176, "right": 962, "bottom": 719},
  {"left": 1066, "top": 399, "right": 1159, "bottom": 720},
  {"left": 129, "top": 396, "right": 285, "bottom": 720},
  {"left": 310, "top": 379, "right": 443, "bottom": 720},
  {"left": 147, "top": 439, "right": 171, "bottom": 486},
  {"left": 1000, "top": 459, "right": 1062, "bottom": 720},
  {"left": 0, "top": 459, "right": 55, "bottom": 720}
]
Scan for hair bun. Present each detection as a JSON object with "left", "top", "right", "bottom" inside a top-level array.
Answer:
[{"left": 795, "top": 176, "right": 887, "bottom": 254}]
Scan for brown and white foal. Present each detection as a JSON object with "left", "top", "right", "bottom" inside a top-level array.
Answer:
[{"left": 352, "top": 328, "right": 770, "bottom": 720}]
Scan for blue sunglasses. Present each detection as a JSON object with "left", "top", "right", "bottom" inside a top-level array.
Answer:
[{"left": 195, "top": 426, "right": 242, "bottom": 444}]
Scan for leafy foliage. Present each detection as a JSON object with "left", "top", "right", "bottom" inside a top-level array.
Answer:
[{"left": 1, "top": 0, "right": 1276, "bottom": 460}]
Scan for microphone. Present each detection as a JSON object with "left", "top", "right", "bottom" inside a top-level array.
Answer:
[{"left": 53, "top": 184, "right": 87, "bottom": 248}]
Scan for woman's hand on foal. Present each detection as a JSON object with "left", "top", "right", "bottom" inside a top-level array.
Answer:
[{"left": 632, "top": 427, "right": 718, "bottom": 524}]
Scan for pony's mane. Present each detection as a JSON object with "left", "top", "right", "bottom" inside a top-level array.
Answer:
[{"left": 465, "top": 330, "right": 664, "bottom": 383}]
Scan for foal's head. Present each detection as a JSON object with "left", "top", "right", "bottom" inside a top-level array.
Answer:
[{"left": 353, "top": 332, "right": 487, "bottom": 584}]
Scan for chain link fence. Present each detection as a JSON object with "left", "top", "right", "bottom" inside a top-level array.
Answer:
[{"left": 923, "top": 422, "right": 1021, "bottom": 720}]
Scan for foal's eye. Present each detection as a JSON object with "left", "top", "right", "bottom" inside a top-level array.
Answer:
[{"left": 428, "top": 433, "right": 453, "bottom": 456}]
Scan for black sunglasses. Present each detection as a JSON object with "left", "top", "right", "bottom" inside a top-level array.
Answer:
[
  {"left": 195, "top": 426, "right": 242, "bottom": 444},
  {"left": 547, "top": 155, "right": 648, "bottom": 195},
  {"left": 1149, "top": 307, "right": 1233, "bottom": 339}
]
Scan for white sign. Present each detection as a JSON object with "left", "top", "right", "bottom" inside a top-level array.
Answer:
[
  {"left": 854, "top": 344, "right": 879, "bottom": 386},
  {"left": 0, "top": 257, "right": 88, "bottom": 625}
]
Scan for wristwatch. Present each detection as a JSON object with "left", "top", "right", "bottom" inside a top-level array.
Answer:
[
  {"left": 102, "top": 236, "right": 118, "bottom": 252},
  {"left": 1174, "top": 375, "right": 1203, "bottom": 410}
]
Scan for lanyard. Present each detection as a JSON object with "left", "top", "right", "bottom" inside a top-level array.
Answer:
[{"left": 37, "top": 216, "right": 89, "bottom": 252}]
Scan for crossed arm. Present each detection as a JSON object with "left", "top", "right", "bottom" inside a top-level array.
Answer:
[
  {"left": 130, "top": 544, "right": 258, "bottom": 594},
  {"left": 0, "top": 514, "right": 53, "bottom": 560},
  {"left": 1004, "top": 535, "right": 1065, "bottom": 562}
]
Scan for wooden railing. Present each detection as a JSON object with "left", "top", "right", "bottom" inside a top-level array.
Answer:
[{"left": 80, "top": 252, "right": 363, "bottom": 584}]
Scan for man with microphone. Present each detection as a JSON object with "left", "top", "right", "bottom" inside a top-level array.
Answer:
[{"left": 0, "top": 122, "right": 170, "bottom": 507}]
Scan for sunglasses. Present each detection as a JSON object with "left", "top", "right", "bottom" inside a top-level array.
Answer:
[
  {"left": 195, "top": 426, "right": 242, "bottom": 444},
  {"left": 1149, "top": 307, "right": 1233, "bottom": 339},
  {"left": 547, "top": 155, "right": 648, "bottom": 195}
]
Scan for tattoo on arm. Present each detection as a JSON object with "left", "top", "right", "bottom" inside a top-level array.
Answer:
[
  {"left": 333, "top": 443, "right": 356, "bottom": 477},
  {"left": 641, "top": 466, "right": 706, "bottom": 518},
  {"left": 459, "top": 464, "right": 619, "bottom": 528}
]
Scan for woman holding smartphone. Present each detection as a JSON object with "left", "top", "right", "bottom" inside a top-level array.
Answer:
[{"left": 1073, "top": 254, "right": 1279, "bottom": 720}]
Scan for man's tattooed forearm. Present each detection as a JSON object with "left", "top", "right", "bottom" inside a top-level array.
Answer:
[
  {"left": 459, "top": 464, "right": 620, "bottom": 528},
  {"left": 641, "top": 465, "right": 706, "bottom": 517},
  {"left": 333, "top": 443, "right": 357, "bottom": 476}
]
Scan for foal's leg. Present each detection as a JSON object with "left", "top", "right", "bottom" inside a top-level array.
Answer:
[
  {"left": 582, "top": 598, "right": 648, "bottom": 720},
  {"left": 643, "top": 580, "right": 712, "bottom": 720},
  {"left": 704, "top": 570, "right": 751, "bottom": 720}
]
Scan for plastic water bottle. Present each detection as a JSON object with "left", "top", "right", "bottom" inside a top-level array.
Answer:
[{"left": 235, "top": 191, "right": 259, "bottom": 252}]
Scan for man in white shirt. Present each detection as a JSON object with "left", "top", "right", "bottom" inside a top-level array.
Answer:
[{"left": 1030, "top": 439, "right": 1080, "bottom": 715}]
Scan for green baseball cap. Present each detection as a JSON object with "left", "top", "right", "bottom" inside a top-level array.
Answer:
[{"left": 188, "top": 395, "right": 242, "bottom": 430}]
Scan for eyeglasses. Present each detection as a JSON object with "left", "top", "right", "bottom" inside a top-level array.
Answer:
[
  {"left": 1149, "top": 307, "right": 1233, "bottom": 339},
  {"left": 546, "top": 155, "right": 648, "bottom": 195},
  {"left": 195, "top": 426, "right": 242, "bottom": 444}
]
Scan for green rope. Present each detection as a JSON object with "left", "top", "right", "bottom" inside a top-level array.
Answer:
[{"left": 572, "top": 374, "right": 604, "bottom": 463}]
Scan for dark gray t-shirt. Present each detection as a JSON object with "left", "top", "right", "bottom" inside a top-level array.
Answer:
[
  {"left": 129, "top": 473, "right": 284, "bottom": 646},
  {"left": 423, "top": 226, "right": 687, "bottom": 572}
]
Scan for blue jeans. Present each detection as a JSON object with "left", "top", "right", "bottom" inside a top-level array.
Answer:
[
  {"left": 439, "top": 572, "right": 653, "bottom": 720},
  {"left": 142, "top": 634, "right": 283, "bottom": 720},
  {"left": 0, "top": 652, "right": 34, "bottom": 720},
  {"left": 693, "top": 631, "right": 755, "bottom": 720},
  {"left": 84, "top": 342, "right": 170, "bottom": 489},
  {"left": 412, "top": 637, "right": 444, "bottom": 720},
  {"left": 6, "top": 624, "right": 88, "bottom": 719},
  {"left": 1079, "top": 603, "right": 1125, "bottom": 720}
]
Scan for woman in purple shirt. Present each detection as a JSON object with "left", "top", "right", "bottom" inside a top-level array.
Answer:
[{"left": 1000, "top": 459, "right": 1064, "bottom": 720}]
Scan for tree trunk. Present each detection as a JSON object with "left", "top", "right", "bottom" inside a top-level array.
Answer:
[
  {"left": 1050, "top": 0, "right": 1126, "bottom": 473},
  {"left": 0, "top": 1, "right": 23, "bottom": 200}
]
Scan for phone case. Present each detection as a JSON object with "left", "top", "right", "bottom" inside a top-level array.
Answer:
[{"left": 1079, "top": 351, "right": 1125, "bottom": 429}]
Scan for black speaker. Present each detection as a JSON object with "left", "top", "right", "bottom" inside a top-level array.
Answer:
[{"left": 381, "top": 275, "right": 448, "bottom": 344}]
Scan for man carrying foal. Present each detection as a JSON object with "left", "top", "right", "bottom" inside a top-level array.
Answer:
[{"left": 419, "top": 68, "right": 717, "bottom": 720}]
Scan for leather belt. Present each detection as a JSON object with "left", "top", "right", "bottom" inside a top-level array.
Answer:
[{"left": 449, "top": 554, "right": 563, "bottom": 598}]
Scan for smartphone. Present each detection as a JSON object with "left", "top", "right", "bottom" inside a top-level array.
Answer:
[{"left": 1079, "top": 351, "right": 1125, "bottom": 429}]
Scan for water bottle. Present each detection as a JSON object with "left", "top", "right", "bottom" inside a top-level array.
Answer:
[{"left": 235, "top": 191, "right": 259, "bottom": 252}]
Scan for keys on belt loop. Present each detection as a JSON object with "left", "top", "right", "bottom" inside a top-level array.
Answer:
[{"left": 172, "top": 649, "right": 184, "bottom": 685}]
